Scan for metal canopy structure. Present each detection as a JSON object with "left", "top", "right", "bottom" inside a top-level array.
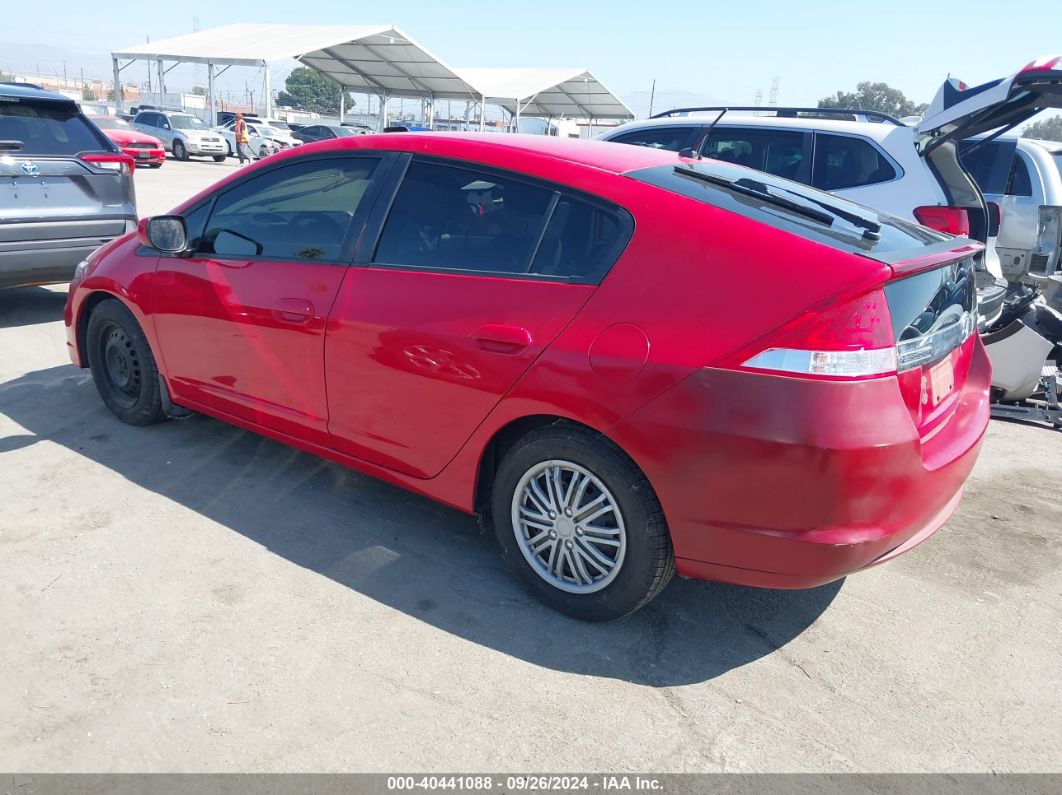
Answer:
[
  {"left": 111, "top": 24, "right": 631, "bottom": 131},
  {"left": 456, "top": 68, "right": 633, "bottom": 122}
]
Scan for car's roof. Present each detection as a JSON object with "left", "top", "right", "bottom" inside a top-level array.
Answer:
[
  {"left": 1021, "top": 137, "right": 1062, "bottom": 153},
  {"left": 326, "top": 132, "right": 683, "bottom": 173},
  {"left": 0, "top": 82, "right": 76, "bottom": 106},
  {"left": 606, "top": 114, "right": 910, "bottom": 142}
]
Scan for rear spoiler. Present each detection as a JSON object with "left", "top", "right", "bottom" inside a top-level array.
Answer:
[{"left": 888, "top": 241, "right": 983, "bottom": 276}]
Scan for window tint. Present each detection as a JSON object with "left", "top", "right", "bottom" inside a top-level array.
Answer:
[
  {"left": 703, "top": 127, "right": 809, "bottom": 182},
  {"left": 958, "top": 139, "right": 1016, "bottom": 195},
  {"left": 198, "top": 157, "right": 381, "bottom": 261},
  {"left": 609, "top": 126, "right": 697, "bottom": 151},
  {"left": 812, "top": 134, "right": 897, "bottom": 190},
  {"left": 1007, "top": 154, "right": 1033, "bottom": 197},
  {"left": 529, "top": 197, "right": 631, "bottom": 281},
  {"left": 0, "top": 102, "right": 109, "bottom": 155},
  {"left": 374, "top": 160, "right": 555, "bottom": 275}
]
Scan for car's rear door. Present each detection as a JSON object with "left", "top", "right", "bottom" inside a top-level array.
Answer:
[
  {"left": 324, "top": 155, "right": 633, "bottom": 478},
  {"left": 153, "top": 153, "right": 390, "bottom": 446},
  {"left": 0, "top": 93, "right": 133, "bottom": 284}
]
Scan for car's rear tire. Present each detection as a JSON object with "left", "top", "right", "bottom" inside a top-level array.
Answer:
[
  {"left": 173, "top": 140, "right": 188, "bottom": 161},
  {"left": 491, "top": 424, "right": 674, "bottom": 621},
  {"left": 212, "top": 154, "right": 226, "bottom": 162},
  {"left": 86, "top": 299, "right": 167, "bottom": 426}
]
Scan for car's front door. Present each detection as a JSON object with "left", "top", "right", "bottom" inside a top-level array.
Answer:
[
  {"left": 324, "top": 156, "right": 632, "bottom": 478},
  {"left": 153, "top": 153, "right": 388, "bottom": 445}
]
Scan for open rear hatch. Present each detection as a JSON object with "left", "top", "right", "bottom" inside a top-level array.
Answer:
[{"left": 916, "top": 56, "right": 1062, "bottom": 152}]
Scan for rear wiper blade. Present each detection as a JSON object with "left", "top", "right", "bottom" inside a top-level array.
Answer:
[
  {"left": 675, "top": 165, "right": 835, "bottom": 226},
  {"left": 0, "top": 140, "right": 25, "bottom": 152},
  {"left": 772, "top": 186, "right": 882, "bottom": 239}
]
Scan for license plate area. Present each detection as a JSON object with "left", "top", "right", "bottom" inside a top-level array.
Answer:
[{"left": 929, "top": 357, "right": 955, "bottom": 406}]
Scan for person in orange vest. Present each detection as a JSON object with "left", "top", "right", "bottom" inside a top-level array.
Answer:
[{"left": 234, "top": 112, "right": 252, "bottom": 165}]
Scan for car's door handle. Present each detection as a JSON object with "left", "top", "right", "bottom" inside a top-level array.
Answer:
[
  {"left": 471, "top": 324, "right": 533, "bottom": 353},
  {"left": 273, "top": 298, "right": 314, "bottom": 324}
]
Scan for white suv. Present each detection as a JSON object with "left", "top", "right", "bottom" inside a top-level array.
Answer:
[{"left": 600, "top": 109, "right": 952, "bottom": 222}]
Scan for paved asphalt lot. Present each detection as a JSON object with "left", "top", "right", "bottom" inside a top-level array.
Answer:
[{"left": 1, "top": 156, "right": 1060, "bottom": 772}]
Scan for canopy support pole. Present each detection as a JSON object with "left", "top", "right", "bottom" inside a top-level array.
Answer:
[
  {"left": 377, "top": 92, "right": 390, "bottom": 131},
  {"left": 207, "top": 63, "right": 215, "bottom": 126},
  {"left": 515, "top": 99, "right": 520, "bottom": 134},
  {"left": 263, "top": 63, "right": 272, "bottom": 118},
  {"left": 157, "top": 60, "right": 166, "bottom": 106},
  {"left": 427, "top": 95, "right": 434, "bottom": 130},
  {"left": 339, "top": 91, "right": 345, "bottom": 123},
  {"left": 479, "top": 95, "right": 485, "bottom": 132},
  {"left": 112, "top": 57, "right": 123, "bottom": 111}
]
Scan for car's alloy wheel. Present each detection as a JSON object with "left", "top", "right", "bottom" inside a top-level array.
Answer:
[
  {"left": 511, "top": 460, "right": 627, "bottom": 594},
  {"left": 492, "top": 425, "right": 674, "bottom": 621},
  {"left": 173, "top": 140, "right": 188, "bottom": 161}
]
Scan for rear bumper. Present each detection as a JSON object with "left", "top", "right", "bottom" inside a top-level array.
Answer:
[
  {"left": 0, "top": 238, "right": 121, "bottom": 289},
  {"left": 121, "top": 146, "right": 165, "bottom": 165},
  {"left": 613, "top": 338, "right": 991, "bottom": 588}
]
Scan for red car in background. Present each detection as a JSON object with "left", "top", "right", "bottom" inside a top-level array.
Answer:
[
  {"left": 89, "top": 116, "right": 165, "bottom": 168},
  {"left": 64, "top": 133, "right": 990, "bottom": 620}
]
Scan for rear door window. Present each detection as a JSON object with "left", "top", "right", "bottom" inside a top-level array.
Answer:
[
  {"left": 0, "top": 101, "right": 109, "bottom": 155},
  {"left": 373, "top": 159, "right": 632, "bottom": 283},
  {"left": 812, "top": 133, "right": 898, "bottom": 190},
  {"left": 609, "top": 126, "right": 698, "bottom": 151},
  {"left": 198, "top": 157, "right": 383, "bottom": 261},
  {"left": 958, "top": 139, "right": 1018, "bottom": 196},
  {"left": 702, "top": 127, "right": 811, "bottom": 183},
  {"left": 1006, "top": 153, "right": 1033, "bottom": 197}
]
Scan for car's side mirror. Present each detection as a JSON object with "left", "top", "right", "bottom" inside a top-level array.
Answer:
[
  {"left": 986, "top": 201, "right": 1002, "bottom": 238},
  {"left": 162, "top": 123, "right": 171, "bottom": 130},
  {"left": 138, "top": 215, "right": 188, "bottom": 253}
]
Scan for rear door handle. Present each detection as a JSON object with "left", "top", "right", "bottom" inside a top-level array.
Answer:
[
  {"left": 273, "top": 298, "right": 314, "bottom": 324},
  {"left": 471, "top": 323, "right": 533, "bottom": 353}
]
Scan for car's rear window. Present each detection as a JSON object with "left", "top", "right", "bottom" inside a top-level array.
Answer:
[
  {"left": 0, "top": 100, "right": 109, "bottom": 155},
  {"left": 626, "top": 160, "right": 948, "bottom": 262}
]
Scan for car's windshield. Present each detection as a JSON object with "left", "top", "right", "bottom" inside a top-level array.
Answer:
[
  {"left": 265, "top": 120, "right": 290, "bottom": 131},
  {"left": 171, "top": 114, "right": 208, "bottom": 130},
  {"left": 91, "top": 117, "right": 129, "bottom": 130},
  {"left": 334, "top": 127, "right": 358, "bottom": 137}
]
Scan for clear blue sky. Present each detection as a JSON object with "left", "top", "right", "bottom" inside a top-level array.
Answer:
[{"left": 3, "top": 0, "right": 1060, "bottom": 113}]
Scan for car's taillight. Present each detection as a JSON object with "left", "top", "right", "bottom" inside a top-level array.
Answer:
[
  {"left": 79, "top": 152, "right": 135, "bottom": 175},
  {"left": 913, "top": 206, "right": 970, "bottom": 237},
  {"left": 740, "top": 288, "right": 898, "bottom": 379}
]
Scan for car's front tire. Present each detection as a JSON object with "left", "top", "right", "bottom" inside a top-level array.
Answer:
[
  {"left": 212, "top": 154, "right": 226, "bottom": 162},
  {"left": 86, "top": 299, "right": 167, "bottom": 426},
  {"left": 491, "top": 425, "right": 674, "bottom": 621},
  {"left": 172, "top": 140, "right": 188, "bottom": 161}
]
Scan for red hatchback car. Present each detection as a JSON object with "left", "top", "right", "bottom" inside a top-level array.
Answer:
[
  {"left": 89, "top": 116, "right": 166, "bottom": 168},
  {"left": 65, "top": 133, "right": 990, "bottom": 620}
]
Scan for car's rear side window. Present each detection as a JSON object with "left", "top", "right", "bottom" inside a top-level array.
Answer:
[
  {"left": 609, "top": 126, "right": 698, "bottom": 152},
  {"left": 812, "top": 133, "right": 897, "bottom": 190},
  {"left": 0, "top": 101, "right": 109, "bottom": 155},
  {"left": 197, "top": 157, "right": 382, "bottom": 262},
  {"left": 702, "top": 127, "right": 809, "bottom": 183},
  {"left": 373, "top": 159, "right": 632, "bottom": 283},
  {"left": 1007, "top": 154, "right": 1033, "bottom": 197}
]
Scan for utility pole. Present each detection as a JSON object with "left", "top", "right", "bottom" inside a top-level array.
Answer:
[
  {"left": 63, "top": 61, "right": 67, "bottom": 85},
  {"left": 648, "top": 79, "right": 656, "bottom": 118}
]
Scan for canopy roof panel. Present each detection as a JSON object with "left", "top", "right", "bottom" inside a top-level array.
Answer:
[
  {"left": 456, "top": 68, "right": 633, "bottom": 119},
  {"left": 113, "top": 25, "right": 631, "bottom": 116}
]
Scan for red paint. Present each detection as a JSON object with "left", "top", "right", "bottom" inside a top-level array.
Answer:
[
  {"left": 65, "top": 133, "right": 990, "bottom": 590},
  {"left": 90, "top": 117, "right": 167, "bottom": 168}
]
